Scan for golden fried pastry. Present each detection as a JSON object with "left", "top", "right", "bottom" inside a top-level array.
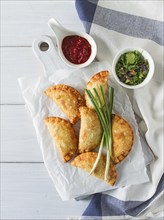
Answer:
[
  {"left": 44, "top": 117, "right": 78, "bottom": 162},
  {"left": 112, "top": 114, "right": 134, "bottom": 164},
  {"left": 85, "top": 71, "right": 109, "bottom": 109},
  {"left": 44, "top": 84, "right": 85, "bottom": 124},
  {"left": 71, "top": 152, "right": 117, "bottom": 186},
  {"left": 78, "top": 107, "right": 102, "bottom": 153}
]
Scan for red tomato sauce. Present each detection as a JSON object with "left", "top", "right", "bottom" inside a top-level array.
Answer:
[{"left": 62, "top": 35, "right": 92, "bottom": 64}]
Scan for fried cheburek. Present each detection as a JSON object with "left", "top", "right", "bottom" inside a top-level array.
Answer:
[
  {"left": 78, "top": 110, "right": 133, "bottom": 164},
  {"left": 85, "top": 71, "right": 109, "bottom": 109},
  {"left": 71, "top": 152, "right": 117, "bottom": 186},
  {"left": 44, "top": 117, "right": 78, "bottom": 162},
  {"left": 78, "top": 106, "right": 102, "bottom": 153},
  {"left": 112, "top": 114, "right": 134, "bottom": 164},
  {"left": 44, "top": 84, "right": 85, "bottom": 124}
]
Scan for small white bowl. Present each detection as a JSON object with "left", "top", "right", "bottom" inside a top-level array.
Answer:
[
  {"left": 112, "top": 48, "right": 154, "bottom": 89},
  {"left": 48, "top": 18, "right": 97, "bottom": 68}
]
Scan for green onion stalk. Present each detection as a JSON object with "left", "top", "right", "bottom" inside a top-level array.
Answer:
[{"left": 86, "top": 86, "right": 114, "bottom": 181}]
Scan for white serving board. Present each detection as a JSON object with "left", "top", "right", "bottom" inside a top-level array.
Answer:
[
  {"left": 20, "top": 35, "right": 150, "bottom": 200},
  {"left": 33, "top": 35, "right": 71, "bottom": 76}
]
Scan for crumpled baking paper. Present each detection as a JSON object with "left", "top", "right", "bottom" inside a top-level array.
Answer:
[{"left": 18, "top": 61, "right": 150, "bottom": 200}]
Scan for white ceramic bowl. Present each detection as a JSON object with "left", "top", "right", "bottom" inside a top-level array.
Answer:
[
  {"left": 48, "top": 18, "right": 97, "bottom": 68},
  {"left": 58, "top": 32, "right": 97, "bottom": 69},
  {"left": 112, "top": 48, "right": 154, "bottom": 89}
]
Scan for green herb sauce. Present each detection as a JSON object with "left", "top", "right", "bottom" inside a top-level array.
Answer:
[{"left": 115, "top": 50, "right": 149, "bottom": 85}]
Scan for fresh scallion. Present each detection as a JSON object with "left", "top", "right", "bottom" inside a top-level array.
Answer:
[
  {"left": 85, "top": 86, "right": 114, "bottom": 181},
  {"left": 89, "top": 132, "right": 105, "bottom": 175}
]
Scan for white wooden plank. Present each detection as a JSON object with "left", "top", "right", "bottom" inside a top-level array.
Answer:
[
  {"left": 1, "top": 1, "right": 84, "bottom": 46},
  {"left": 1, "top": 163, "right": 90, "bottom": 219},
  {"left": 1, "top": 105, "right": 43, "bottom": 162},
  {"left": 1, "top": 47, "right": 44, "bottom": 104}
]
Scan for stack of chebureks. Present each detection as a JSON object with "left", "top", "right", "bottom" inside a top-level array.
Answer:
[{"left": 44, "top": 71, "right": 134, "bottom": 186}]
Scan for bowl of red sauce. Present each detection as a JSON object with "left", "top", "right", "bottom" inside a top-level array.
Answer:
[{"left": 48, "top": 18, "right": 97, "bottom": 68}]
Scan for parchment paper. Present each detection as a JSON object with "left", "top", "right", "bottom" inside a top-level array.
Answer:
[{"left": 18, "top": 61, "right": 149, "bottom": 200}]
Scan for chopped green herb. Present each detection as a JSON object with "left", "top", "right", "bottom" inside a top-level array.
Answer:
[
  {"left": 126, "top": 52, "right": 136, "bottom": 64},
  {"left": 115, "top": 50, "right": 149, "bottom": 85}
]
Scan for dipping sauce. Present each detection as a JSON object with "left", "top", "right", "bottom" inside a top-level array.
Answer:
[
  {"left": 62, "top": 35, "right": 92, "bottom": 64},
  {"left": 115, "top": 50, "right": 149, "bottom": 85}
]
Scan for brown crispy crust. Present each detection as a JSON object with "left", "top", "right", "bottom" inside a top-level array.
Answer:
[
  {"left": 85, "top": 71, "right": 109, "bottom": 109},
  {"left": 111, "top": 114, "right": 134, "bottom": 164},
  {"left": 45, "top": 84, "right": 85, "bottom": 108},
  {"left": 44, "top": 84, "right": 85, "bottom": 124},
  {"left": 71, "top": 152, "right": 117, "bottom": 186},
  {"left": 44, "top": 117, "right": 78, "bottom": 162},
  {"left": 78, "top": 106, "right": 102, "bottom": 153},
  {"left": 86, "top": 71, "right": 109, "bottom": 87},
  {"left": 44, "top": 116, "right": 70, "bottom": 126}
]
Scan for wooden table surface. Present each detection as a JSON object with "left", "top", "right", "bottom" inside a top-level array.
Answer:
[{"left": 1, "top": 1, "right": 91, "bottom": 219}]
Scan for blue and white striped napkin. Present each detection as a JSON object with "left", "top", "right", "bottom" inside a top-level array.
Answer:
[{"left": 75, "top": 0, "right": 164, "bottom": 219}]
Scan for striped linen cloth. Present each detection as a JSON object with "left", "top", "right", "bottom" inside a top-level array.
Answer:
[{"left": 75, "top": 0, "right": 164, "bottom": 219}]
